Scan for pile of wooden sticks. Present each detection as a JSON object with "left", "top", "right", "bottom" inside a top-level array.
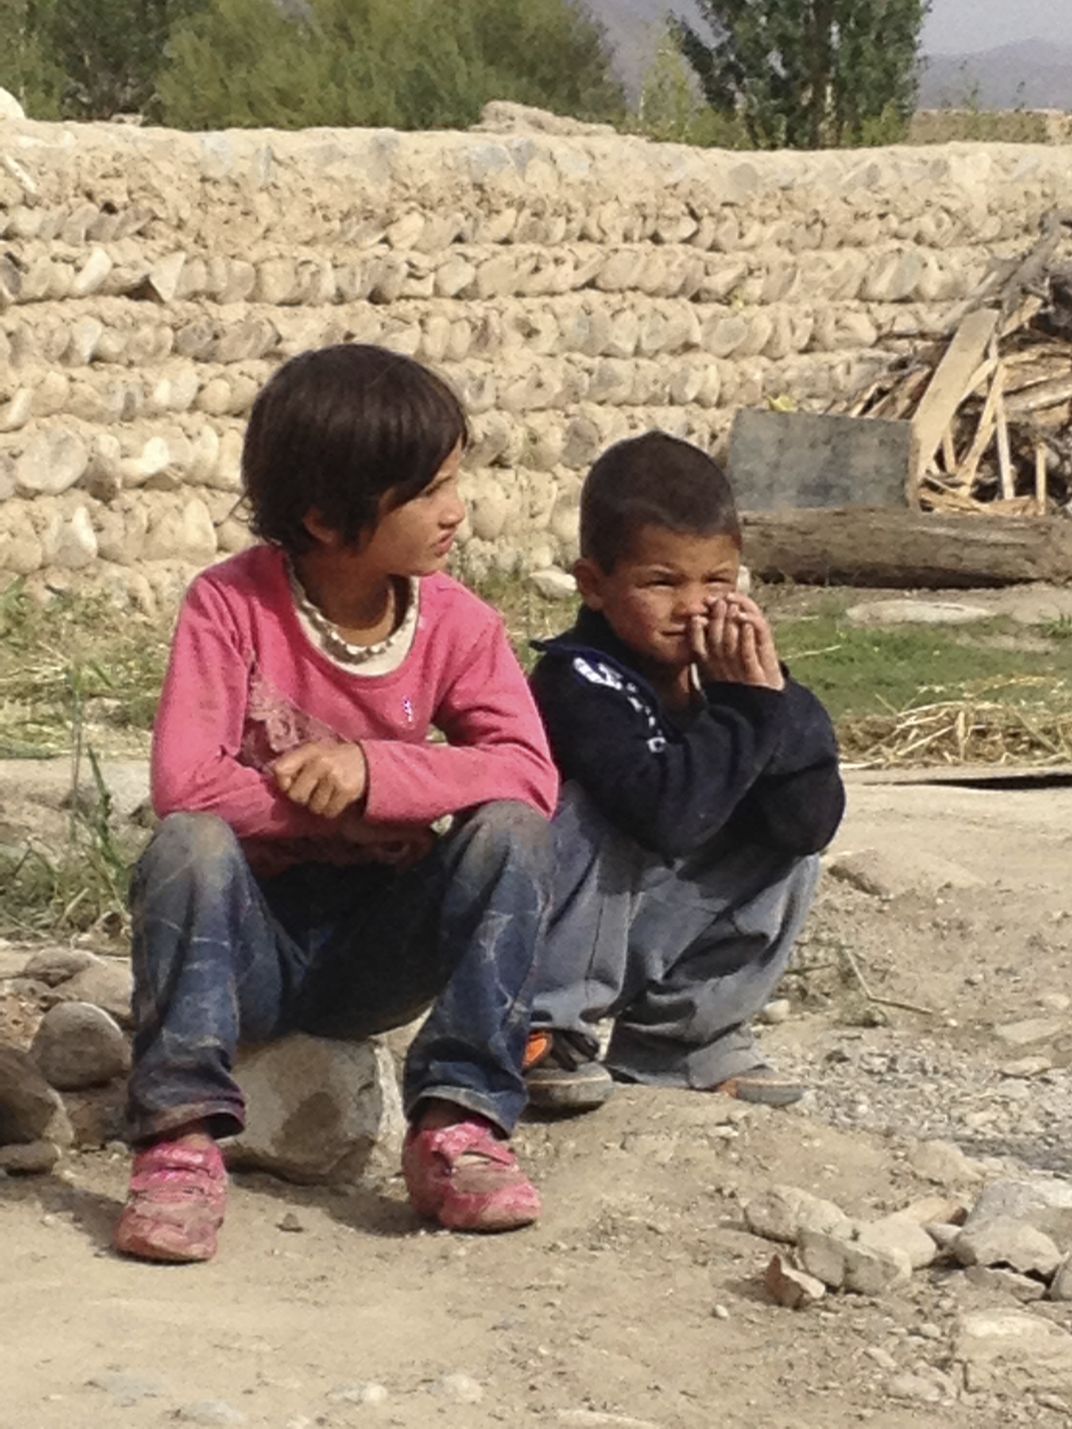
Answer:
[{"left": 841, "top": 212, "right": 1072, "bottom": 516}]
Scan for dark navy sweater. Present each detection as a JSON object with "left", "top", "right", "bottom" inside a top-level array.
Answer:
[{"left": 529, "top": 607, "right": 845, "bottom": 862}]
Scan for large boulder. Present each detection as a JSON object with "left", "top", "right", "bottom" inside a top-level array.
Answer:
[
  {"left": 0, "top": 1045, "right": 72, "bottom": 1157},
  {"left": 226, "top": 1035, "right": 405, "bottom": 1185},
  {"left": 0, "top": 88, "right": 25, "bottom": 122}
]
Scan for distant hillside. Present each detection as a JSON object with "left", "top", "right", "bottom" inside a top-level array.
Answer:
[{"left": 919, "top": 40, "right": 1072, "bottom": 111}]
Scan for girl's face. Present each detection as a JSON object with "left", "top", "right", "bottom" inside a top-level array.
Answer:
[
  {"left": 303, "top": 443, "right": 466, "bottom": 579},
  {"left": 364, "top": 442, "right": 466, "bottom": 577}
]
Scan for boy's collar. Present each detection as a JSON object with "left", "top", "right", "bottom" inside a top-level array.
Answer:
[{"left": 533, "top": 605, "right": 645, "bottom": 669}]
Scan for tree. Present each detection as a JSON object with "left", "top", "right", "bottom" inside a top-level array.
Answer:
[
  {"left": 0, "top": 0, "right": 208, "bottom": 119},
  {"left": 0, "top": 1, "right": 66, "bottom": 117},
  {"left": 633, "top": 25, "right": 744, "bottom": 147},
  {"left": 674, "top": 0, "right": 930, "bottom": 150},
  {"left": 157, "top": 0, "right": 625, "bottom": 132}
]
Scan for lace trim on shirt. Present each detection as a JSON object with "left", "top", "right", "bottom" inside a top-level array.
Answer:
[{"left": 240, "top": 666, "right": 342, "bottom": 773}]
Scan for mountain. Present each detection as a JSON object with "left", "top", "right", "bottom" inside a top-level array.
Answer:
[
  {"left": 582, "top": 4, "right": 1072, "bottom": 113},
  {"left": 918, "top": 40, "right": 1072, "bottom": 110}
]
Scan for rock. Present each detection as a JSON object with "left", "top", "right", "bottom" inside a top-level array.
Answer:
[
  {"left": 435, "top": 1372, "right": 483, "bottom": 1404},
  {"left": 864, "top": 1346, "right": 897, "bottom": 1371},
  {"left": 953, "top": 1217, "right": 1062, "bottom": 1279},
  {"left": 798, "top": 1229, "right": 912, "bottom": 1295},
  {"left": 15, "top": 430, "right": 90, "bottom": 496},
  {"left": 827, "top": 847, "right": 982, "bottom": 900},
  {"left": 327, "top": 1382, "right": 389, "bottom": 1407},
  {"left": 0, "top": 87, "right": 26, "bottom": 121},
  {"left": 557, "top": 1415, "right": 660, "bottom": 1429},
  {"left": 887, "top": 1367, "right": 955, "bottom": 1404},
  {"left": 924, "top": 1222, "right": 964, "bottom": 1253},
  {"left": 1000, "top": 1054, "right": 1053, "bottom": 1078},
  {"left": 963, "top": 1178, "right": 1072, "bottom": 1244},
  {"left": 226, "top": 1035, "right": 404, "bottom": 1185},
  {"left": 276, "top": 1211, "right": 304, "bottom": 1233},
  {"left": 87, "top": 1371, "right": 165, "bottom": 1405},
  {"left": 899, "top": 1195, "right": 968, "bottom": 1226},
  {"left": 529, "top": 567, "right": 577, "bottom": 601},
  {"left": 48, "top": 959, "right": 134, "bottom": 1027},
  {"left": 964, "top": 1265, "right": 1047, "bottom": 1302},
  {"left": 0, "top": 1139, "right": 60, "bottom": 1174},
  {"left": 178, "top": 1401, "right": 246, "bottom": 1426},
  {"left": 994, "top": 1016, "right": 1066, "bottom": 1048},
  {"left": 764, "top": 1252, "right": 826, "bottom": 1308},
  {"left": 20, "top": 947, "right": 99, "bottom": 987},
  {"left": 955, "top": 1308, "right": 1072, "bottom": 1396},
  {"left": 744, "top": 1184, "right": 854, "bottom": 1243},
  {"left": 1049, "top": 1255, "right": 1072, "bottom": 1302},
  {"left": 846, "top": 599, "right": 992, "bottom": 628},
  {"left": 474, "top": 99, "right": 615, "bottom": 138},
  {"left": 31, "top": 1002, "right": 130, "bottom": 1090},
  {"left": 64, "top": 1084, "right": 126, "bottom": 1149},
  {"left": 857, "top": 1214, "right": 937, "bottom": 1271},
  {"left": 758, "top": 998, "right": 791, "bottom": 1025},
  {"left": 906, "top": 1139, "right": 984, "bottom": 1186},
  {"left": 1039, "top": 993, "right": 1072, "bottom": 1014},
  {"left": 0, "top": 1045, "right": 72, "bottom": 1146}
]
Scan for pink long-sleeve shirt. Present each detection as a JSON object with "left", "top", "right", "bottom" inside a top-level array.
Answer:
[{"left": 151, "top": 545, "right": 559, "bottom": 870}]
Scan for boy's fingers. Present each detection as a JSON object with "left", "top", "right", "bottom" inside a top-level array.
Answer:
[
  {"left": 739, "top": 623, "right": 764, "bottom": 683},
  {"left": 688, "top": 613, "right": 707, "bottom": 660}
]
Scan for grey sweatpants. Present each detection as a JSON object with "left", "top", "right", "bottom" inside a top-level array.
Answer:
[{"left": 533, "top": 783, "right": 820, "bottom": 1089}]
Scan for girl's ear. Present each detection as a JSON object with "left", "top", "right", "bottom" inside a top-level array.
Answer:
[
  {"left": 301, "top": 509, "right": 343, "bottom": 548},
  {"left": 573, "top": 557, "right": 606, "bottom": 610}
]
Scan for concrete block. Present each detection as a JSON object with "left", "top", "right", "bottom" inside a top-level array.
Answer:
[{"left": 729, "top": 409, "right": 915, "bottom": 512}]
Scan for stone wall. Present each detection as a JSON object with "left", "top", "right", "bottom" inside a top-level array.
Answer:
[{"left": 1, "top": 110, "right": 1070, "bottom": 607}]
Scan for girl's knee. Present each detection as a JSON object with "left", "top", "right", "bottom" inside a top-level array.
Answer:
[
  {"left": 462, "top": 800, "right": 552, "bottom": 869},
  {"left": 140, "top": 812, "right": 242, "bottom": 880}
]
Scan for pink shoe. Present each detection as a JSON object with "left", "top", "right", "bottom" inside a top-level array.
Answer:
[
  {"left": 114, "top": 1136, "right": 228, "bottom": 1263},
  {"left": 402, "top": 1120, "right": 541, "bottom": 1233}
]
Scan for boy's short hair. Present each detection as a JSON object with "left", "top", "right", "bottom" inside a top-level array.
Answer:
[
  {"left": 580, "top": 431, "right": 741, "bottom": 571},
  {"left": 243, "top": 343, "right": 468, "bottom": 552}
]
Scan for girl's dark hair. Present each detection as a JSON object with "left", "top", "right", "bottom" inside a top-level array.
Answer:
[
  {"left": 580, "top": 431, "right": 741, "bottom": 571},
  {"left": 242, "top": 344, "right": 469, "bottom": 552}
]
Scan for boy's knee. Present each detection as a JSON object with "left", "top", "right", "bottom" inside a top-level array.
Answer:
[{"left": 141, "top": 812, "right": 242, "bottom": 880}]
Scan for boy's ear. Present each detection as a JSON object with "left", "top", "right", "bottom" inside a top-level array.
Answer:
[{"left": 573, "top": 557, "right": 606, "bottom": 610}]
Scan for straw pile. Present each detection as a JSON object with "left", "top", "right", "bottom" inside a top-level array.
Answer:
[
  {"left": 840, "top": 677, "right": 1072, "bottom": 769},
  {"left": 841, "top": 212, "right": 1072, "bottom": 517}
]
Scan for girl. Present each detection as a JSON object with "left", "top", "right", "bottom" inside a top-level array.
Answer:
[{"left": 116, "top": 344, "right": 558, "bottom": 1262}]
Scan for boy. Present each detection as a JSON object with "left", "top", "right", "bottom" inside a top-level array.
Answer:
[{"left": 523, "top": 431, "right": 844, "bottom": 1111}]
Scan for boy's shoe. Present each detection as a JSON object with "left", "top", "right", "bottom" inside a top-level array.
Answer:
[
  {"left": 402, "top": 1119, "right": 540, "bottom": 1233},
  {"left": 714, "top": 1065, "right": 807, "bottom": 1107},
  {"left": 114, "top": 1135, "right": 228, "bottom": 1263},
  {"left": 523, "top": 1028, "right": 615, "bottom": 1112}
]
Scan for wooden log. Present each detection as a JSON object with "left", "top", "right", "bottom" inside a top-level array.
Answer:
[{"left": 742, "top": 508, "right": 1072, "bottom": 588}]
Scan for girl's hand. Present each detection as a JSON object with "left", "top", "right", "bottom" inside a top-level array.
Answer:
[
  {"left": 689, "top": 593, "right": 785, "bottom": 692},
  {"left": 271, "top": 740, "right": 368, "bottom": 819}
]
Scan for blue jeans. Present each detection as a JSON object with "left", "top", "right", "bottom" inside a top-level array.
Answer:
[{"left": 126, "top": 803, "right": 551, "bottom": 1144}]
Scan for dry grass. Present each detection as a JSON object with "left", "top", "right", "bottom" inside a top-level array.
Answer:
[{"left": 838, "top": 677, "right": 1072, "bottom": 769}]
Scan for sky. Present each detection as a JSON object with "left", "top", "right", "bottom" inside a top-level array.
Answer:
[{"left": 923, "top": 0, "right": 1072, "bottom": 53}]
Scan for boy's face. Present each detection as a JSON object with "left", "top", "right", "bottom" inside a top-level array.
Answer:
[{"left": 576, "top": 524, "right": 742, "bottom": 671}]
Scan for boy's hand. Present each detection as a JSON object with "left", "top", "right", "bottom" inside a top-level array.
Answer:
[
  {"left": 271, "top": 740, "right": 368, "bottom": 819},
  {"left": 690, "top": 594, "right": 785, "bottom": 692}
]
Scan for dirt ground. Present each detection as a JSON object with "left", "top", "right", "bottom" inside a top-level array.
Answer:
[{"left": 3, "top": 771, "right": 1072, "bottom": 1429}]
